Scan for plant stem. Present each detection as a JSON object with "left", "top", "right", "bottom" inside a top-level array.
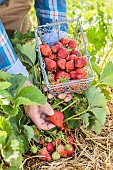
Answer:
[
  {"left": 80, "top": 127, "right": 112, "bottom": 152},
  {"left": 61, "top": 99, "right": 77, "bottom": 112},
  {"left": 64, "top": 106, "right": 89, "bottom": 122},
  {"left": 52, "top": 100, "right": 64, "bottom": 109}
]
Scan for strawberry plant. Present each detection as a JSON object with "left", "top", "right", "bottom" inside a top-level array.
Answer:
[{"left": 0, "top": 0, "right": 113, "bottom": 168}]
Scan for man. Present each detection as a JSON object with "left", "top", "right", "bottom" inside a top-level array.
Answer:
[{"left": 0, "top": 0, "right": 71, "bottom": 130}]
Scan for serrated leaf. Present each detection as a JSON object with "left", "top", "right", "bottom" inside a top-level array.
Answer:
[
  {"left": 16, "top": 42, "right": 36, "bottom": 64},
  {"left": 2, "top": 105, "right": 19, "bottom": 117},
  {"left": 24, "top": 125, "right": 34, "bottom": 141},
  {"left": 85, "top": 86, "right": 107, "bottom": 107},
  {"left": 16, "top": 86, "right": 46, "bottom": 105},
  {"left": 0, "top": 116, "right": 12, "bottom": 135},
  {"left": 7, "top": 74, "right": 27, "bottom": 98},
  {"left": 0, "top": 82, "right": 11, "bottom": 90},
  {"left": 81, "top": 113, "right": 90, "bottom": 127},
  {"left": 0, "top": 130, "right": 7, "bottom": 146},
  {"left": 94, "top": 120, "right": 102, "bottom": 135},
  {"left": 91, "top": 61, "right": 100, "bottom": 76},
  {"left": 90, "top": 108, "right": 106, "bottom": 126},
  {"left": 0, "top": 71, "right": 12, "bottom": 81},
  {"left": 15, "top": 97, "right": 36, "bottom": 107},
  {"left": 100, "top": 61, "right": 113, "bottom": 87}
]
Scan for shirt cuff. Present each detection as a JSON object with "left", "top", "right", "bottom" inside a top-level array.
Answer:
[
  {"left": 7, "top": 59, "right": 29, "bottom": 77},
  {"left": 41, "top": 30, "right": 68, "bottom": 46}
]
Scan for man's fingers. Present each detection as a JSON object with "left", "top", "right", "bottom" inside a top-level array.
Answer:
[
  {"left": 38, "top": 122, "right": 55, "bottom": 130},
  {"left": 64, "top": 94, "right": 72, "bottom": 102},
  {"left": 40, "top": 103, "right": 54, "bottom": 116},
  {"left": 57, "top": 93, "right": 67, "bottom": 99}
]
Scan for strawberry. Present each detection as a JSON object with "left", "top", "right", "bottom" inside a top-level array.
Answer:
[
  {"left": 71, "top": 83, "right": 79, "bottom": 90},
  {"left": 70, "top": 49, "right": 81, "bottom": 56},
  {"left": 48, "top": 73, "right": 55, "bottom": 82},
  {"left": 44, "top": 58, "right": 56, "bottom": 71},
  {"left": 76, "top": 73, "right": 87, "bottom": 80},
  {"left": 57, "top": 48, "right": 68, "bottom": 59},
  {"left": 69, "top": 54, "right": 77, "bottom": 61},
  {"left": 49, "top": 54, "right": 57, "bottom": 61},
  {"left": 52, "top": 139, "right": 61, "bottom": 147},
  {"left": 60, "top": 37, "right": 70, "bottom": 45},
  {"left": 57, "top": 59, "right": 66, "bottom": 70},
  {"left": 67, "top": 135, "right": 74, "bottom": 145},
  {"left": 50, "top": 42, "right": 63, "bottom": 53},
  {"left": 70, "top": 70, "right": 77, "bottom": 80},
  {"left": 46, "top": 143, "right": 54, "bottom": 153},
  {"left": 75, "top": 57, "right": 87, "bottom": 68},
  {"left": 40, "top": 44, "right": 52, "bottom": 57},
  {"left": 66, "top": 60, "right": 75, "bottom": 71},
  {"left": 76, "top": 67, "right": 86, "bottom": 74},
  {"left": 52, "top": 151, "right": 61, "bottom": 160},
  {"left": 38, "top": 147, "right": 51, "bottom": 161},
  {"left": 57, "top": 144, "right": 67, "bottom": 157},
  {"left": 65, "top": 144, "right": 74, "bottom": 156},
  {"left": 49, "top": 111, "right": 64, "bottom": 129},
  {"left": 56, "top": 71, "right": 70, "bottom": 80},
  {"left": 39, "top": 137, "right": 45, "bottom": 145},
  {"left": 68, "top": 39, "right": 77, "bottom": 49},
  {"left": 66, "top": 55, "right": 70, "bottom": 61}
]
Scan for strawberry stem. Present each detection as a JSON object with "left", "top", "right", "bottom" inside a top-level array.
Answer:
[
  {"left": 52, "top": 100, "right": 64, "bottom": 109},
  {"left": 61, "top": 99, "right": 78, "bottom": 112},
  {"left": 64, "top": 106, "right": 90, "bottom": 122}
]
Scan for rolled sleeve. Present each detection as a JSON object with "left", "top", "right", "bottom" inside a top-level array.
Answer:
[{"left": 34, "top": 0, "right": 67, "bottom": 25}]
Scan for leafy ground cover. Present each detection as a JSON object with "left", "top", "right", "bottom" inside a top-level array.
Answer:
[{"left": 0, "top": 0, "right": 113, "bottom": 169}]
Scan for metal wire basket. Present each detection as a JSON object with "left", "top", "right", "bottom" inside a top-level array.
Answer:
[{"left": 34, "top": 18, "right": 94, "bottom": 95}]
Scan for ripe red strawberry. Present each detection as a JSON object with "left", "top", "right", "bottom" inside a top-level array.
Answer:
[
  {"left": 66, "top": 60, "right": 75, "bottom": 71},
  {"left": 44, "top": 58, "right": 56, "bottom": 71},
  {"left": 52, "top": 139, "right": 61, "bottom": 147},
  {"left": 66, "top": 55, "right": 70, "bottom": 61},
  {"left": 38, "top": 147, "right": 51, "bottom": 161},
  {"left": 49, "top": 54, "right": 57, "bottom": 61},
  {"left": 70, "top": 49, "right": 81, "bottom": 56},
  {"left": 49, "top": 111, "right": 64, "bottom": 129},
  {"left": 60, "top": 37, "right": 70, "bottom": 45},
  {"left": 68, "top": 39, "right": 77, "bottom": 49},
  {"left": 48, "top": 73, "right": 55, "bottom": 82},
  {"left": 57, "top": 59, "right": 66, "bottom": 70},
  {"left": 52, "top": 151, "right": 61, "bottom": 160},
  {"left": 76, "top": 67, "right": 86, "bottom": 74},
  {"left": 56, "top": 71, "right": 70, "bottom": 80},
  {"left": 50, "top": 42, "right": 63, "bottom": 53},
  {"left": 65, "top": 144, "right": 74, "bottom": 156},
  {"left": 69, "top": 54, "right": 77, "bottom": 61},
  {"left": 46, "top": 143, "right": 54, "bottom": 152},
  {"left": 70, "top": 70, "right": 77, "bottom": 80},
  {"left": 40, "top": 44, "right": 52, "bottom": 57},
  {"left": 75, "top": 57, "right": 87, "bottom": 68},
  {"left": 57, "top": 144, "right": 67, "bottom": 157},
  {"left": 76, "top": 73, "right": 87, "bottom": 80},
  {"left": 71, "top": 83, "right": 79, "bottom": 90},
  {"left": 67, "top": 135, "right": 74, "bottom": 145},
  {"left": 57, "top": 48, "right": 68, "bottom": 59},
  {"left": 39, "top": 137, "right": 45, "bottom": 145}
]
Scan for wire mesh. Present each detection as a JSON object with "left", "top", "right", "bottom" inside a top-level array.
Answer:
[{"left": 34, "top": 19, "right": 94, "bottom": 95}]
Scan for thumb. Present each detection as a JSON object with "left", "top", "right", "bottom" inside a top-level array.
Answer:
[{"left": 40, "top": 102, "right": 54, "bottom": 116}]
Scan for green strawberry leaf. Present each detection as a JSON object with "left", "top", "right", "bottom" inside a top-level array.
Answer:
[
  {"left": 94, "top": 120, "right": 102, "bottom": 135},
  {"left": 2, "top": 105, "right": 19, "bottom": 117},
  {"left": 24, "top": 125, "right": 34, "bottom": 141},
  {"left": 16, "top": 86, "right": 46, "bottom": 106},
  {"left": 0, "top": 82, "right": 11, "bottom": 90},
  {"left": 100, "top": 61, "right": 113, "bottom": 87},
  {"left": 80, "top": 113, "right": 90, "bottom": 127},
  {"left": 90, "top": 108, "right": 106, "bottom": 126},
  {"left": 0, "top": 71, "right": 12, "bottom": 81}
]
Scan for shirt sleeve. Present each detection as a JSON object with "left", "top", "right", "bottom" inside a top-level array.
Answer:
[
  {"left": 34, "top": 0, "right": 67, "bottom": 25},
  {"left": 0, "top": 20, "right": 29, "bottom": 77}
]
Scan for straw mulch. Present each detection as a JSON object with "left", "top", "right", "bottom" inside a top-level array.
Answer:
[{"left": 23, "top": 96, "right": 113, "bottom": 170}]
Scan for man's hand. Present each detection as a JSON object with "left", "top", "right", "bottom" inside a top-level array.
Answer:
[
  {"left": 23, "top": 80, "right": 55, "bottom": 130},
  {"left": 24, "top": 103, "right": 55, "bottom": 130}
]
